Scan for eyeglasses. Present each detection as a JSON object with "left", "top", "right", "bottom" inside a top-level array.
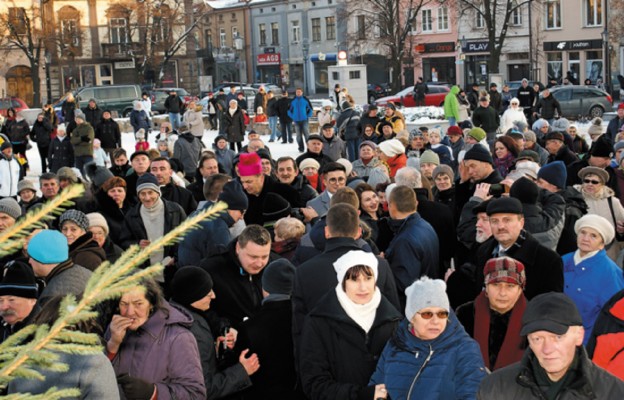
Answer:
[
  {"left": 583, "top": 179, "right": 601, "bottom": 185},
  {"left": 328, "top": 177, "right": 346, "bottom": 184},
  {"left": 417, "top": 311, "right": 449, "bottom": 320}
]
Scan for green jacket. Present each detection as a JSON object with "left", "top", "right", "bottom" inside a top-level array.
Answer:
[
  {"left": 444, "top": 86, "right": 461, "bottom": 120},
  {"left": 70, "top": 122, "right": 94, "bottom": 157}
]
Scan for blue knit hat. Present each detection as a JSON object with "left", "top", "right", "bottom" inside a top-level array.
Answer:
[
  {"left": 136, "top": 173, "right": 161, "bottom": 195},
  {"left": 537, "top": 161, "right": 567, "bottom": 190},
  {"left": 28, "top": 230, "right": 68, "bottom": 264}
]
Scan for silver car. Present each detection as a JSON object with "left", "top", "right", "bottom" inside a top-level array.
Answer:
[{"left": 548, "top": 85, "right": 612, "bottom": 119}]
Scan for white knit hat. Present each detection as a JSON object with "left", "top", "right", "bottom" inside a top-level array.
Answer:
[
  {"left": 405, "top": 277, "right": 450, "bottom": 320},
  {"left": 87, "top": 212, "right": 110, "bottom": 236},
  {"left": 378, "top": 139, "right": 405, "bottom": 157},
  {"left": 298, "top": 158, "right": 320, "bottom": 171},
  {"left": 574, "top": 214, "right": 615, "bottom": 245},
  {"left": 333, "top": 250, "right": 379, "bottom": 284}
]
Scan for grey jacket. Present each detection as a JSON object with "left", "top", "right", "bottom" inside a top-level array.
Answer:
[
  {"left": 306, "top": 190, "right": 331, "bottom": 218},
  {"left": 174, "top": 133, "right": 203, "bottom": 176},
  {"left": 321, "top": 135, "right": 346, "bottom": 161},
  {"left": 40, "top": 261, "right": 92, "bottom": 305}
]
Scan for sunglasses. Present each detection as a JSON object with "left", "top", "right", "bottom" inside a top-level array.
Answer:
[
  {"left": 583, "top": 179, "right": 601, "bottom": 185},
  {"left": 417, "top": 311, "right": 449, "bottom": 320}
]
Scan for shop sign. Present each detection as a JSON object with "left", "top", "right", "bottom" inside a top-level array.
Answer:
[
  {"left": 257, "top": 53, "right": 281, "bottom": 65},
  {"left": 114, "top": 60, "right": 135, "bottom": 69},
  {"left": 463, "top": 41, "right": 490, "bottom": 53},
  {"left": 543, "top": 40, "right": 602, "bottom": 51},
  {"left": 422, "top": 42, "right": 455, "bottom": 53}
]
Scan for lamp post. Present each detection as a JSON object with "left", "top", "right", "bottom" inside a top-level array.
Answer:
[
  {"left": 234, "top": 32, "right": 244, "bottom": 83},
  {"left": 354, "top": 45, "right": 361, "bottom": 64},
  {"left": 601, "top": 28, "right": 611, "bottom": 94},
  {"left": 459, "top": 36, "right": 467, "bottom": 87},
  {"left": 302, "top": 38, "right": 310, "bottom": 94},
  {"left": 44, "top": 50, "right": 52, "bottom": 104}
]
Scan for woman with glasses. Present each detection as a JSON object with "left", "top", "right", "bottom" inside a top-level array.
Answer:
[
  {"left": 574, "top": 166, "right": 624, "bottom": 260},
  {"left": 370, "top": 277, "right": 486, "bottom": 399},
  {"left": 299, "top": 250, "right": 402, "bottom": 400}
]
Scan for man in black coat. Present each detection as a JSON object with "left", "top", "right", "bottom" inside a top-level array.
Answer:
[
  {"left": 517, "top": 78, "right": 535, "bottom": 120},
  {"left": 294, "top": 134, "right": 334, "bottom": 170},
  {"left": 474, "top": 198, "right": 563, "bottom": 301},
  {"left": 81, "top": 98, "right": 103, "bottom": 128},
  {"left": 292, "top": 203, "right": 400, "bottom": 352},
  {"left": 471, "top": 96, "right": 500, "bottom": 141},
  {"left": 454, "top": 144, "right": 503, "bottom": 217},
  {"left": 544, "top": 131, "right": 579, "bottom": 166},
  {"left": 488, "top": 83, "right": 502, "bottom": 113},
  {"left": 150, "top": 157, "right": 197, "bottom": 215},
  {"left": 276, "top": 92, "right": 293, "bottom": 144},
  {"left": 199, "top": 226, "right": 279, "bottom": 329},
  {"left": 275, "top": 156, "right": 318, "bottom": 204},
  {"left": 533, "top": 88, "right": 562, "bottom": 121},
  {"left": 94, "top": 110, "right": 121, "bottom": 156}
]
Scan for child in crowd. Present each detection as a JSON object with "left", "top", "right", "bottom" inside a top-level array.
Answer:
[
  {"left": 253, "top": 107, "right": 267, "bottom": 123},
  {"left": 158, "top": 139, "right": 171, "bottom": 158},
  {"left": 135, "top": 129, "right": 149, "bottom": 152},
  {"left": 92, "top": 138, "right": 110, "bottom": 167}
]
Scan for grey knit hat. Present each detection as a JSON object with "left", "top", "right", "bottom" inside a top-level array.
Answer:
[
  {"left": 405, "top": 277, "right": 450, "bottom": 320},
  {"left": 17, "top": 179, "right": 37, "bottom": 195},
  {"left": 432, "top": 165, "right": 454, "bottom": 182},
  {"left": 59, "top": 209, "right": 89, "bottom": 232},
  {"left": 0, "top": 198, "right": 22, "bottom": 220},
  {"left": 57, "top": 167, "right": 79, "bottom": 183},
  {"left": 74, "top": 109, "right": 86, "bottom": 121}
]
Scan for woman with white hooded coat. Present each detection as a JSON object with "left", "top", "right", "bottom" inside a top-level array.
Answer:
[{"left": 500, "top": 97, "right": 527, "bottom": 134}]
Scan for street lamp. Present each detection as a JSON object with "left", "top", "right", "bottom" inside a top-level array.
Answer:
[
  {"left": 354, "top": 45, "right": 361, "bottom": 64},
  {"left": 601, "top": 28, "right": 611, "bottom": 94},
  {"left": 302, "top": 38, "right": 310, "bottom": 94},
  {"left": 459, "top": 36, "right": 467, "bottom": 87},
  {"left": 44, "top": 50, "right": 52, "bottom": 104},
  {"left": 234, "top": 32, "right": 244, "bottom": 83}
]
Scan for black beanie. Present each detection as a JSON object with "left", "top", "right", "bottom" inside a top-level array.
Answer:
[
  {"left": 170, "top": 266, "right": 213, "bottom": 306},
  {"left": 510, "top": 177, "right": 539, "bottom": 205},
  {"left": 464, "top": 145, "right": 493, "bottom": 164},
  {"left": 590, "top": 135, "right": 614, "bottom": 158},
  {"left": 262, "top": 259, "right": 296, "bottom": 295},
  {"left": 218, "top": 181, "right": 249, "bottom": 211},
  {"left": 0, "top": 261, "right": 38, "bottom": 299},
  {"left": 262, "top": 193, "right": 292, "bottom": 222}
]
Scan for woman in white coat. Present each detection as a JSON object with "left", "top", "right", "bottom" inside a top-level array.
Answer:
[{"left": 500, "top": 97, "right": 527, "bottom": 133}]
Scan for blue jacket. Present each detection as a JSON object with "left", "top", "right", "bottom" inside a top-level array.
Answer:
[
  {"left": 385, "top": 213, "right": 439, "bottom": 294},
  {"left": 177, "top": 205, "right": 234, "bottom": 267},
  {"left": 370, "top": 317, "right": 487, "bottom": 400},
  {"left": 287, "top": 96, "right": 313, "bottom": 122},
  {"left": 130, "top": 109, "right": 150, "bottom": 133},
  {"left": 563, "top": 249, "right": 624, "bottom": 345}
]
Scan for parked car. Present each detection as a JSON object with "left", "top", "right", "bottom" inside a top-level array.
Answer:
[
  {"left": 546, "top": 85, "right": 612, "bottom": 118},
  {"left": 367, "top": 83, "right": 392, "bottom": 104},
  {"left": 212, "top": 82, "right": 247, "bottom": 94},
  {"left": 251, "top": 83, "right": 283, "bottom": 95},
  {"left": 149, "top": 90, "right": 169, "bottom": 115},
  {"left": 374, "top": 85, "right": 450, "bottom": 108},
  {"left": 75, "top": 84, "right": 142, "bottom": 117},
  {"left": 0, "top": 97, "right": 29, "bottom": 117}
]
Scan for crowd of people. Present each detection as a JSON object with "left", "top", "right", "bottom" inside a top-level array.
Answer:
[{"left": 1, "top": 78, "right": 624, "bottom": 399}]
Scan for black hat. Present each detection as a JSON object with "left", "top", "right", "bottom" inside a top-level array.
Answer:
[
  {"left": 510, "top": 177, "right": 539, "bottom": 205},
  {"left": 218, "top": 181, "right": 248, "bottom": 211},
  {"left": 545, "top": 131, "right": 564, "bottom": 142},
  {"left": 322, "top": 123, "right": 334, "bottom": 131},
  {"left": 262, "top": 193, "right": 292, "bottom": 222},
  {"left": 0, "top": 261, "right": 38, "bottom": 299},
  {"left": 479, "top": 96, "right": 489, "bottom": 102},
  {"left": 214, "top": 135, "right": 227, "bottom": 145},
  {"left": 248, "top": 129, "right": 258, "bottom": 136},
  {"left": 464, "top": 145, "right": 493, "bottom": 164},
  {"left": 520, "top": 293, "right": 583, "bottom": 336},
  {"left": 486, "top": 197, "right": 523, "bottom": 216},
  {"left": 170, "top": 266, "right": 214, "bottom": 307},
  {"left": 378, "top": 120, "right": 393, "bottom": 131},
  {"left": 85, "top": 162, "right": 114, "bottom": 188},
  {"left": 307, "top": 134, "right": 323, "bottom": 143},
  {"left": 341, "top": 101, "right": 351, "bottom": 110},
  {"left": 490, "top": 82, "right": 497, "bottom": 88},
  {"left": 256, "top": 148, "right": 272, "bottom": 162},
  {"left": 368, "top": 104, "right": 378, "bottom": 111},
  {"left": 472, "top": 200, "right": 491, "bottom": 215},
  {"left": 130, "top": 150, "right": 150, "bottom": 161},
  {"left": 590, "top": 135, "right": 614, "bottom": 158},
  {"left": 262, "top": 259, "right": 296, "bottom": 295}
]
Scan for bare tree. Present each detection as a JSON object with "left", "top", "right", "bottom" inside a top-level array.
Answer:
[
  {"left": 457, "top": 0, "right": 532, "bottom": 75},
  {"left": 342, "top": 0, "right": 433, "bottom": 92}
]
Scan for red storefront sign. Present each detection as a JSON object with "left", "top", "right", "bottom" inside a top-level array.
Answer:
[{"left": 257, "top": 53, "right": 281, "bottom": 65}]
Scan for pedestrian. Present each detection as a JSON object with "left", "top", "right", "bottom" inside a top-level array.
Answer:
[
  {"left": 30, "top": 112, "right": 53, "bottom": 173},
  {"left": 336, "top": 101, "right": 361, "bottom": 162},
  {"left": 288, "top": 88, "right": 314, "bottom": 153},
  {"left": 223, "top": 99, "right": 245, "bottom": 152},
  {"left": 444, "top": 86, "right": 461, "bottom": 126},
  {"left": 0, "top": 136, "right": 25, "bottom": 199},
  {"left": 61, "top": 92, "right": 78, "bottom": 124},
  {"left": 92, "top": 138, "right": 110, "bottom": 167},
  {"left": 70, "top": 110, "right": 95, "bottom": 176},
  {"left": 413, "top": 77, "right": 429, "bottom": 107},
  {"left": 129, "top": 100, "right": 151, "bottom": 138},
  {"left": 48, "top": 128, "right": 74, "bottom": 173},
  {"left": 164, "top": 90, "right": 184, "bottom": 130},
  {"left": 276, "top": 91, "right": 293, "bottom": 144},
  {"left": 94, "top": 110, "right": 121, "bottom": 156},
  {"left": 183, "top": 100, "right": 205, "bottom": 139},
  {"left": 81, "top": 98, "right": 103, "bottom": 128}
]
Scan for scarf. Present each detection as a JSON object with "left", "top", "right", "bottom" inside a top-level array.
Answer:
[
  {"left": 140, "top": 198, "right": 165, "bottom": 279},
  {"left": 493, "top": 152, "right": 516, "bottom": 178},
  {"left": 335, "top": 285, "right": 381, "bottom": 333},
  {"left": 474, "top": 291, "right": 526, "bottom": 370},
  {"left": 572, "top": 249, "right": 600, "bottom": 266},
  {"left": 229, "top": 108, "right": 236, "bottom": 116}
]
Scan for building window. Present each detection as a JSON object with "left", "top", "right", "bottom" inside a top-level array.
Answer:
[
  {"left": 220, "top": 28, "right": 226, "bottom": 48},
  {"left": 476, "top": 5, "right": 485, "bottom": 28},
  {"left": 584, "top": 0, "right": 602, "bottom": 27},
  {"left": 511, "top": 4, "right": 522, "bottom": 26},
  {"left": 271, "top": 22, "right": 279, "bottom": 45},
  {"left": 259, "top": 23, "right": 267, "bottom": 46},
  {"left": 62, "top": 19, "right": 80, "bottom": 47},
  {"left": 545, "top": 1, "right": 561, "bottom": 29},
  {"left": 8, "top": 7, "right": 27, "bottom": 35},
  {"left": 326, "top": 16, "right": 336, "bottom": 40},
  {"left": 437, "top": 7, "right": 449, "bottom": 31},
  {"left": 312, "top": 18, "right": 321, "bottom": 42},
  {"left": 205, "top": 29, "right": 213, "bottom": 48},
  {"left": 422, "top": 9, "right": 432, "bottom": 32},
  {"left": 349, "top": 70, "right": 361, "bottom": 79},
  {"left": 232, "top": 26, "right": 238, "bottom": 47},
  {"left": 356, "top": 15, "right": 366, "bottom": 39},
  {"left": 291, "top": 20, "right": 300, "bottom": 43},
  {"left": 110, "top": 18, "right": 128, "bottom": 44}
]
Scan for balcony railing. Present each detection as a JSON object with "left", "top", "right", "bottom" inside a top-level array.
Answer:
[{"left": 101, "top": 43, "right": 143, "bottom": 59}]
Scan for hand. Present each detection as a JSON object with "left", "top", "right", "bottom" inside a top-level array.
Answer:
[
  {"left": 239, "top": 349, "right": 260, "bottom": 376},
  {"left": 108, "top": 315, "right": 133, "bottom": 353},
  {"left": 374, "top": 384, "right": 388, "bottom": 399},
  {"left": 617, "top": 221, "right": 624, "bottom": 234},
  {"left": 300, "top": 207, "right": 318, "bottom": 223},
  {"left": 473, "top": 183, "right": 492, "bottom": 201},
  {"left": 139, "top": 239, "right": 150, "bottom": 248},
  {"left": 459, "top": 161, "right": 471, "bottom": 183},
  {"left": 117, "top": 374, "right": 155, "bottom": 400},
  {"left": 216, "top": 328, "right": 238, "bottom": 350}
]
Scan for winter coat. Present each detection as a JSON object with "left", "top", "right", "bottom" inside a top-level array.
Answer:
[
  {"left": 472, "top": 106, "right": 500, "bottom": 134},
  {"left": 358, "top": 113, "right": 382, "bottom": 136},
  {"left": 164, "top": 95, "right": 184, "bottom": 113},
  {"left": 8, "top": 352, "right": 119, "bottom": 399},
  {"left": 107, "top": 301, "right": 207, "bottom": 400},
  {"left": 171, "top": 301, "right": 252, "bottom": 399},
  {"left": 129, "top": 109, "right": 150, "bottom": 133},
  {"left": 574, "top": 184, "right": 624, "bottom": 234},
  {"left": 243, "top": 175, "right": 303, "bottom": 226},
  {"left": 444, "top": 86, "right": 461, "bottom": 120},
  {"left": 520, "top": 189, "right": 566, "bottom": 251},
  {"left": 489, "top": 90, "right": 502, "bottom": 112},
  {"left": 81, "top": 105, "right": 103, "bottom": 128},
  {"left": 6, "top": 119, "right": 30, "bottom": 144},
  {"left": 276, "top": 96, "right": 292, "bottom": 123},
  {"left": 287, "top": 96, "right": 313, "bottom": 122},
  {"left": 563, "top": 249, "right": 624, "bottom": 344},
  {"left": 70, "top": 122, "right": 95, "bottom": 157},
  {"left": 454, "top": 170, "right": 503, "bottom": 217},
  {"left": 68, "top": 232, "right": 107, "bottom": 271},
  {"left": 236, "top": 300, "right": 301, "bottom": 399},
  {"left": 48, "top": 136, "right": 74, "bottom": 172},
  {"left": 607, "top": 116, "right": 624, "bottom": 143},
  {"left": 30, "top": 118, "right": 53, "bottom": 147},
  {"left": 253, "top": 92, "right": 267, "bottom": 113},
  {"left": 500, "top": 107, "right": 527, "bottom": 134},
  {"left": 385, "top": 213, "right": 440, "bottom": 294},
  {"left": 556, "top": 187, "right": 588, "bottom": 255},
  {"left": 292, "top": 237, "right": 401, "bottom": 349},
  {"left": 266, "top": 97, "right": 278, "bottom": 117},
  {"left": 213, "top": 145, "right": 236, "bottom": 176},
  {"left": 382, "top": 114, "right": 405, "bottom": 134},
  {"left": 177, "top": 205, "right": 234, "bottom": 267},
  {"left": 534, "top": 95, "right": 562, "bottom": 119},
  {"left": 299, "top": 290, "right": 402, "bottom": 400},
  {"left": 295, "top": 151, "right": 334, "bottom": 172},
  {"left": 586, "top": 288, "right": 624, "bottom": 380},
  {"left": 0, "top": 154, "right": 23, "bottom": 198},
  {"left": 95, "top": 118, "right": 121, "bottom": 149},
  {"left": 102, "top": 237, "right": 123, "bottom": 263},
  {"left": 95, "top": 189, "right": 130, "bottom": 246},
  {"left": 288, "top": 174, "right": 318, "bottom": 204},
  {"left": 321, "top": 135, "right": 346, "bottom": 161},
  {"left": 370, "top": 317, "right": 487, "bottom": 400},
  {"left": 173, "top": 133, "right": 203, "bottom": 177},
  {"left": 477, "top": 347, "right": 624, "bottom": 399},
  {"left": 516, "top": 86, "right": 535, "bottom": 110},
  {"left": 184, "top": 108, "right": 205, "bottom": 137},
  {"left": 62, "top": 99, "right": 78, "bottom": 122},
  {"left": 547, "top": 145, "right": 578, "bottom": 166},
  {"left": 198, "top": 240, "right": 280, "bottom": 329},
  {"left": 39, "top": 260, "right": 92, "bottom": 305},
  {"left": 335, "top": 107, "right": 362, "bottom": 141},
  {"left": 223, "top": 107, "right": 246, "bottom": 143}
]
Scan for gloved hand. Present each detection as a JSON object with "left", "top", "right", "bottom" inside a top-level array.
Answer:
[
  {"left": 117, "top": 374, "right": 155, "bottom": 400},
  {"left": 81, "top": 136, "right": 91, "bottom": 142}
]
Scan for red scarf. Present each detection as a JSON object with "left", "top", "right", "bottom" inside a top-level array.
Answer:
[{"left": 474, "top": 291, "right": 526, "bottom": 370}]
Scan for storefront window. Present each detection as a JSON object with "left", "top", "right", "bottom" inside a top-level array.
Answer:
[
  {"left": 586, "top": 51, "right": 603, "bottom": 84},
  {"left": 568, "top": 52, "right": 580, "bottom": 84},
  {"left": 547, "top": 52, "right": 563, "bottom": 82},
  {"left": 423, "top": 57, "right": 456, "bottom": 84},
  {"left": 465, "top": 55, "right": 488, "bottom": 85}
]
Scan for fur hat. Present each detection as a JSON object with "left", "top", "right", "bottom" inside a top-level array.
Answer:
[{"left": 238, "top": 153, "right": 263, "bottom": 176}]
